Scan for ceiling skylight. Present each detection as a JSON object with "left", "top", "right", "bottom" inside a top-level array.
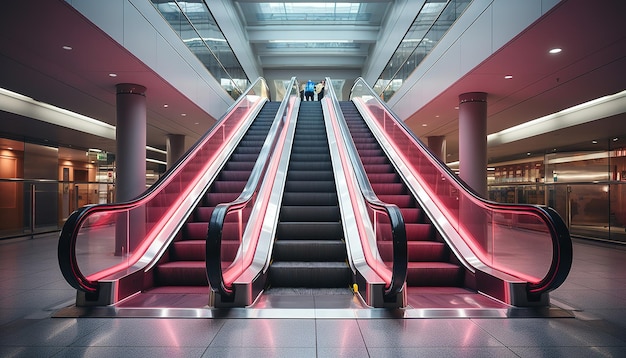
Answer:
[{"left": 257, "top": 2, "right": 365, "bottom": 22}]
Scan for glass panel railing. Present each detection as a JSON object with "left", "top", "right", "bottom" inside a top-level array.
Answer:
[
  {"left": 351, "top": 78, "right": 571, "bottom": 297},
  {"left": 324, "top": 78, "right": 406, "bottom": 302},
  {"left": 58, "top": 79, "right": 270, "bottom": 295},
  {"left": 207, "top": 78, "right": 299, "bottom": 301}
]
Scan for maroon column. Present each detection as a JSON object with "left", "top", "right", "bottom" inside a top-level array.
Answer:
[
  {"left": 116, "top": 83, "right": 147, "bottom": 202},
  {"left": 166, "top": 134, "right": 185, "bottom": 170},
  {"left": 458, "top": 92, "right": 487, "bottom": 197},
  {"left": 427, "top": 135, "right": 447, "bottom": 161},
  {"left": 115, "top": 83, "right": 146, "bottom": 255}
]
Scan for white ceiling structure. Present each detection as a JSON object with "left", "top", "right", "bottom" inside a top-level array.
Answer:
[{"left": 0, "top": 0, "right": 625, "bottom": 167}]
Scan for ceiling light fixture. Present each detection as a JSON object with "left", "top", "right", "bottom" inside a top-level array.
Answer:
[
  {"left": 549, "top": 48, "right": 562, "bottom": 54},
  {"left": 504, "top": 75, "right": 513, "bottom": 79},
  {"left": 62, "top": 45, "right": 72, "bottom": 50},
  {"left": 108, "top": 73, "right": 117, "bottom": 77},
  {"left": 268, "top": 40, "right": 353, "bottom": 43}
]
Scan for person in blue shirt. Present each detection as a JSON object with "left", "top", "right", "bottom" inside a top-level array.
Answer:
[{"left": 304, "top": 80, "right": 315, "bottom": 101}]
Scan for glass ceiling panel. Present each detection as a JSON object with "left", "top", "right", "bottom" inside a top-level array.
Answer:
[
  {"left": 257, "top": 3, "right": 366, "bottom": 22},
  {"left": 241, "top": 2, "right": 388, "bottom": 25}
]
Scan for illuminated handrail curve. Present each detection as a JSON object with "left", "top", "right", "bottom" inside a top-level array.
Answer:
[
  {"left": 325, "top": 78, "right": 407, "bottom": 301},
  {"left": 58, "top": 78, "right": 270, "bottom": 295},
  {"left": 206, "top": 77, "right": 299, "bottom": 301},
  {"left": 350, "top": 77, "right": 572, "bottom": 298}
]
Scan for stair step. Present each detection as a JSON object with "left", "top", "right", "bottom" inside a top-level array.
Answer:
[
  {"left": 406, "top": 262, "right": 463, "bottom": 287},
  {"left": 269, "top": 261, "right": 351, "bottom": 288},
  {"left": 277, "top": 222, "right": 343, "bottom": 240},
  {"left": 273, "top": 240, "right": 347, "bottom": 261}
]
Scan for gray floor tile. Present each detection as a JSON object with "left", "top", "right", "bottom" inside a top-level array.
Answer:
[
  {"left": 52, "top": 346, "right": 207, "bottom": 358},
  {"left": 202, "top": 347, "right": 317, "bottom": 358},
  {"left": 316, "top": 319, "right": 365, "bottom": 347},
  {"left": 366, "top": 347, "right": 520, "bottom": 358},
  {"left": 357, "top": 319, "right": 503, "bottom": 348},
  {"left": 471, "top": 317, "right": 626, "bottom": 347},
  {"left": 509, "top": 346, "right": 626, "bottom": 358},
  {"left": 70, "top": 318, "right": 224, "bottom": 347},
  {"left": 209, "top": 319, "right": 316, "bottom": 348}
]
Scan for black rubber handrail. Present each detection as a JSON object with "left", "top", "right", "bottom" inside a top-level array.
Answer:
[
  {"left": 58, "top": 78, "right": 270, "bottom": 295},
  {"left": 206, "top": 77, "right": 299, "bottom": 301},
  {"left": 325, "top": 78, "right": 407, "bottom": 301},
  {"left": 350, "top": 77, "right": 572, "bottom": 297}
]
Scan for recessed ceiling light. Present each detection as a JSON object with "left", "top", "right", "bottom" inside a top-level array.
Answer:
[
  {"left": 62, "top": 45, "right": 72, "bottom": 50},
  {"left": 504, "top": 75, "right": 513, "bottom": 79},
  {"left": 421, "top": 124, "right": 427, "bottom": 127},
  {"left": 527, "top": 152, "right": 531, "bottom": 156},
  {"left": 454, "top": 106, "right": 459, "bottom": 110},
  {"left": 163, "top": 104, "right": 169, "bottom": 108},
  {"left": 592, "top": 140, "right": 598, "bottom": 144},
  {"left": 613, "top": 137, "right": 619, "bottom": 142},
  {"left": 549, "top": 48, "right": 562, "bottom": 54},
  {"left": 194, "top": 122, "right": 199, "bottom": 125},
  {"left": 108, "top": 73, "right": 117, "bottom": 77},
  {"left": 181, "top": 113, "right": 187, "bottom": 116}
]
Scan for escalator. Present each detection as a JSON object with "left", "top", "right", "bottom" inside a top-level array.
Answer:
[
  {"left": 340, "top": 101, "right": 471, "bottom": 305},
  {"left": 148, "top": 102, "right": 281, "bottom": 294},
  {"left": 57, "top": 76, "right": 280, "bottom": 309},
  {"left": 339, "top": 77, "right": 571, "bottom": 310},
  {"left": 267, "top": 101, "right": 352, "bottom": 289}
]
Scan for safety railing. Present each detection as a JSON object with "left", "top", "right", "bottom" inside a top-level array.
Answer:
[
  {"left": 324, "top": 78, "right": 407, "bottom": 303},
  {"left": 350, "top": 77, "right": 572, "bottom": 300},
  {"left": 206, "top": 78, "right": 299, "bottom": 301},
  {"left": 58, "top": 78, "right": 270, "bottom": 296}
]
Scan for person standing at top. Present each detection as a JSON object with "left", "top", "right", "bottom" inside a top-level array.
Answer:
[
  {"left": 304, "top": 80, "right": 315, "bottom": 101},
  {"left": 315, "top": 80, "right": 325, "bottom": 101}
]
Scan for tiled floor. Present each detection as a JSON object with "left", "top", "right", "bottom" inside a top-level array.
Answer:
[{"left": 1, "top": 233, "right": 626, "bottom": 357}]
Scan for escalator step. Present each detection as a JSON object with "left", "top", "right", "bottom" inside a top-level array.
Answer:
[
  {"left": 284, "top": 180, "right": 336, "bottom": 193},
  {"left": 273, "top": 240, "right": 347, "bottom": 261},
  {"left": 279, "top": 206, "right": 340, "bottom": 222},
  {"left": 281, "top": 192, "right": 337, "bottom": 206},
  {"left": 277, "top": 222, "right": 343, "bottom": 240},
  {"left": 288, "top": 161, "right": 332, "bottom": 171},
  {"left": 268, "top": 261, "right": 351, "bottom": 288},
  {"left": 287, "top": 170, "right": 334, "bottom": 181},
  {"left": 406, "top": 262, "right": 463, "bottom": 287}
]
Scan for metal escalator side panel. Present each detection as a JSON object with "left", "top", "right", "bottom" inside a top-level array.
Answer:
[
  {"left": 322, "top": 78, "right": 406, "bottom": 308},
  {"left": 207, "top": 78, "right": 301, "bottom": 307}
]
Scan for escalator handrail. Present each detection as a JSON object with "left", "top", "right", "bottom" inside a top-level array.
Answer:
[
  {"left": 206, "top": 77, "right": 299, "bottom": 300},
  {"left": 350, "top": 77, "right": 572, "bottom": 297},
  {"left": 325, "top": 78, "right": 407, "bottom": 300},
  {"left": 58, "top": 78, "right": 270, "bottom": 294}
]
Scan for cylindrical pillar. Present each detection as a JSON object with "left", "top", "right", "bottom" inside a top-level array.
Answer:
[
  {"left": 166, "top": 134, "right": 186, "bottom": 170},
  {"left": 115, "top": 83, "right": 147, "bottom": 202},
  {"left": 458, "top": 92, "right": 487, "bottom": 197},
  {"left": 427, "top": 136, "right": 447, "bottom": 161},
  {"left": 115, "top": 84, "right": 147, "bottom": 255}
]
